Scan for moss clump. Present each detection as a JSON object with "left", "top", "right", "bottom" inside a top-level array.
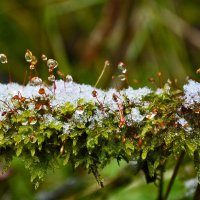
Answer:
[{"left": 0, "top": 78, "right": 199, "bottom": 188}]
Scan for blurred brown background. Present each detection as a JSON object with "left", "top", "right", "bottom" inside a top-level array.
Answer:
[{"left": 0, "top": 0, "right": 200, "bottom": 87}]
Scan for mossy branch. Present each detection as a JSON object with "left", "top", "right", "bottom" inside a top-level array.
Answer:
[{"left": 0, "top": 76, "right": 199, "bottom": 189}]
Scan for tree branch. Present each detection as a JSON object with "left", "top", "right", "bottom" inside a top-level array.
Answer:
[{"left": 163, "top": 151, "right": 185, "bottom": 200}]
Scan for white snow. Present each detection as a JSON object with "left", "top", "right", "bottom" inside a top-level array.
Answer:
[
  {"left": 183, "top": 80, "right": 200, "bottom": 107},
  {"left": 0, "top": 79, "right": 199, "bottom": 133}
]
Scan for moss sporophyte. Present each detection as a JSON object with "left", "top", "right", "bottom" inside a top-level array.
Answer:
[{"left": 0, "top": 50, "right": 199, "bottom": 190}]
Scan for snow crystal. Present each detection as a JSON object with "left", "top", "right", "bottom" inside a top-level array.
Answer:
[
  {"left": 183, "top": 80, "right": 200, "bottom": 107},
  {"left": 43, "top": 114, "right": 62, "bottom": 127},
  {"left": 103, "top": 88, "right": 119, "bottom": 111},
  {"left": 43, "top": 114, "right": 54, "bottom": 123},
  {"left": 122, "top": 87, "right": 151, "bottom": 104},
  {"left": 0, "top": 80, "right": 152, "bottom": 110},
  {"left": 155, "top": 88, "right": 164, "bottom": 95},
  {"left": 0, "top": 112, "right": 6, "bottom": 121},
  {"left": 50, "top": 80, "right": 96, "bottom": 107},
  {"left": 177, "top": 116, "right": 192, "bottom": 132},
  {"left": 88, "top": 109, "right": 109, "bottom": 128},
  {"left": 62, "top": 123, "right": 70, "bottom": 133},
  {"left": 177, "top": 117, "right": 188, "bottom": 126},
  {"left": 126, "top": 108, "right": 144, "bottom": 124},
  {"left": 0, "top": 80, "right": 161, "bottom": 126}
]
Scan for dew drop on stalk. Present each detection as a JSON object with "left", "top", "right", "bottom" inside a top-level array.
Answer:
[
  {"left": 118, "top": 62, "right": 127, "bottom": 74},
  {"left": 118, "top": 74, "right": 126, "bottom": 81},
  {"left": 31, "top": 56, "right": 37, "bottom": 65},
  {"left": 41, "top": 54, "right": 47, "bottom": 61},
  {"left": 29, "top": 64, "right": 35, "bottom": 70},
  {"left": 0, "top": 54, "right": 8, "bottom": 64},
  {"left": 47, "top": 59, "right": 58, "bottom": 69},
  {"left": 25, "top": 49, "right": 33, "bottom": 62},
  {"left": 48, "top": 74, "right": 55, "bottom": 82},
  {"left": 122, "top": 68, "right": 127, "bottom": 74},
  {"left": 30, "top": 77, "right": 42, "bottom": 85},
  {"left": 118, "top": 62, "right": 124, "bottom": 69},
  {"left": 66, "top": 75, "right": 73, "bottom": 83}
]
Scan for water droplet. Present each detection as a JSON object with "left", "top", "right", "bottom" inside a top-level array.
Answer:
[
  {"left": 0, "top": 54, "right": 8, "bottom": 64},
  {"left": 118, "top": 62, "right": 124, "bottom": 69},
  {"left": 29, "top": 64, "right": 35, "bottom": 70},
  {"left": 118, "top": 74, "right": 126, "bottom": 81},
  {"left": 41, "top": 54, "right": 47, "bottom": 61},
  {"left": 118, "top": 62, "right": 127, "bottom": 74},
  {"left": 122, "top": 68, "right": 127, "bottom": 74},
  {"left": 48, "top": 74, "right": 55, "bottom": 82},
  {"left": 66, "top": 75, "right": 73, "bottom": 83},
  {"left": 25, "top": 49, "right": 33, "bottom": 62},
  {"left": 47, "top": 59, "right": 58, "bottom": 69},
  {"left": 30, "top": 77, "right": 42, "bottom": 86},
  {"left": 31, "top": 56, "right": 37, "bottom": 65}
]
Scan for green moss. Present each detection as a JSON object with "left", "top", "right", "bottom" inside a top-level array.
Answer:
[{"left": 0, "top": 80, "right": 199, "bottom": 189}]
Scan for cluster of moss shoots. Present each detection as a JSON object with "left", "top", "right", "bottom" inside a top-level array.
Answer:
[{"left": 0, "top": 51, "right": 199, "bottom": 190}]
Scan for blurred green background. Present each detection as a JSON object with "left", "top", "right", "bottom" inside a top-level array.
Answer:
[
  {"left": 0, "top": 0, "right": 200, "bottom": 199},
  {"left": 0, "top": 0, "right": 200, "bottom": 86}
]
